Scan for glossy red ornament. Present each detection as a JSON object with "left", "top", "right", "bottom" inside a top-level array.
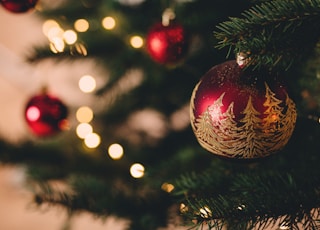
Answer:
[
  {"left": 190, "top": 60, "right": 297, "bottom": 159},
  {"left": 1, "top": 0, "right": 37, "bottom": 13},
  {"left": 146, "top": 22, "right": 188, "bottom": 65},
  {"left": 25, "top": 93, "right": 68, "bottom": 137}
]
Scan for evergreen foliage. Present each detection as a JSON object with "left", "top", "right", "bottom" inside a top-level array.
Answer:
[{"left": 2, "top": 0, "right": 320, "bottom": 229}]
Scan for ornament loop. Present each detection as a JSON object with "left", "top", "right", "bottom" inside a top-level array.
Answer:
[{"left": 162, "top": 8, "right": 176, "bottom": 26}]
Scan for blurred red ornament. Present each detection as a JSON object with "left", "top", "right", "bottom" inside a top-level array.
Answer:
[
  {"left": 190, "top": 60, "right": 297, "bottom": 159},
  {"left": 146, "top": 22, "right": 188, "bottom": 65},
  {"left": 25, "top": 93, "right": 69, "bottom": 137},
  {"left": 1, "top": 0, "right": 37, "bottom": 13}
]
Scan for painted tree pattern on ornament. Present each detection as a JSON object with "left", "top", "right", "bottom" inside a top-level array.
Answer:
[{"left": 192, "top": 83, "right": 297, "bottom": 159}]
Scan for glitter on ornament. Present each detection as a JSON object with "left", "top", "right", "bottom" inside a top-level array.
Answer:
[{"left": 190, "top": 60, "right": 297, "bottom": 159}]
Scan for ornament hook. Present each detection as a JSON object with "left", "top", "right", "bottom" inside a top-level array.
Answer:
[{"left": 162, "top": 8, "right": 175, "bottom": 26}]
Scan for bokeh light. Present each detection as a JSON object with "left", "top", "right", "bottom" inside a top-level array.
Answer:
[
  {"left": 102, "top": 16, "right": 116, "bottom": 30},
  {"left": 108, "top": 143, "right": 124, "bottom": 160},
  {"left": 76, "top": 106, "right": 94, "bottom": 123},
  {"left": 74, "top": 19, "right": 89, "bottom": 32},
  {"left": 50, "top": 37, "right": 65, "bottom": 53},
  {"left": 84, "top": 133, "right": 101, "bottom": 148},
  {"left": 161, "top": 182, "right": 175, "bottom": 193},
  {"left": 47, "top": 26, "right": 64, "bottom": 42},
  {"left": 76, "top": 123, "right": 93, "bottom": 139},
  {"left": 63, "top": 30, "right": 77, "bottom": 44},
  {"left": 130, "top": 163, "right": 145, "bottom": 178},
  {"left": 79, "top": 75, "right": 96, "bottom": 93},
  {"left": 42, "top": 19, "right": 60, "bottom": 37},
  {"left": 130, "top": 35, "right": 144, "bottom": 48}
]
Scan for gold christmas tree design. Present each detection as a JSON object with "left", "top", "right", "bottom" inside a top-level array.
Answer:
[
  {"left": 237, "top": 96, "right": 266, "bottom": 158},
  {"left": 192, "top": 83, "right": 296, "bottom": 159}
]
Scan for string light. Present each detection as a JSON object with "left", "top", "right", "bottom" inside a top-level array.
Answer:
[
  {"left": 130, "top": 163, "right": 145, "bottom": 178},
  {"left": 47, "top": 26, "right": 64, "bottom": 42},
  {"left": 102, "top": 16, "right": 116, "bottom": 30},
  {"left": 63, "top": 30, "right": 78, "bottom": 45},
  {"left": 74, "top": 19, "right": 89, "bottom": 32},
  {"left": 76, "top": 106, "right": 94, "bottom": 123},
  {"left": 42, "top": 19, "right": 60, "bottom": 37},
  {"left": 199, "top": 206, "right": 212, "bottom": 219},
  {"left": 79, "top": 75, "right": 96, "bottom": 93},
  {"left": 84, "top": 133, "right": 101, "bottom": 148},
  {"left": 179, "top": 203, "right": 188, "bottom": 213},
  {"left": 130, "top": 35, "right": 144, "bottom": 48},
  {"left": 108, "top": 143, "right": 124, "bottom": 160},
  {"left": 161, "top": 182, "right": 175, "bottom": 193},
  {"left": 76, "top": 123, "right": 93, "bottom": 139},
  {"left": 49, "top": 37, "right": 65, "bottom": 53}
]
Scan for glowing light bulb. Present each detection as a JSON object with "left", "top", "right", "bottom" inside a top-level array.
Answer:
[
  {"left": 102, "top": 16, "right": 116, "bottom": 30},
  {"left": 130, "top": 35, "right": 144, "bottom": 48},
  {"left": 161, "top": 182, "right": 175, "bottom": 193},
  {"left": 63, "top": 30, "right": 77, "bottom": 45},
  {"left": 84, "top": 133, "right": 101, "bottom": 148},
  {"left": 42, "top": 19, "right": 60, "bottom": 37},
  {"left": 47, "top": 26, "right": 64, "bottom": 42},
  {"left": 74, "top": 19, "right": 89, "bottom": 32},
  {"left": 79, "top": 75, "right": 96, "bottom": 93},
  {"left": 76, "top": 123, "right": 93, "bottom": 139},
  {"left": 199, "top": 206, "right": 212, "bottom": 218},
  {"left": 130, "top": 163, "right": 145, "bottom": 178},
  {"left": 76, "top": 106, "right": 93, "bottom": 123},
  {"left": 50, "top": 37, "right": 65, "bottom": 53},
  {"left": 108, "top": 143, "right": 124, "bottom": 160},
  {"left": 180, "top": 203, "right": 188, "bottom": 213}
]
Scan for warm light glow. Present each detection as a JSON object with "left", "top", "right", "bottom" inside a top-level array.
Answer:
[
  {"left": 26, "top": 106, "right": 40, "bottom": 121},
  {"left": 130, "top": 35, "right": 144, "bottom": 48},
  {"left": 102, "top": 16, "right": 116, "bottom": 30},
  {"left": 79, "top": 75, "right": 96, "bottom": 93},
  {"left": 76, "top": 106, "right": 94, "bottom": 123},
  {"left": 50, "top": 37, "right": 65, "bottom": 53},
  {"left": 74, "top": 19, "right": 89, "bottom": 32},
  {"left": 199, "top": 206, "right": 212, "bottom": 218},
  {"left": 76, "top": 123, "right": 93, "bottom": 139},
  {"left": 237, "top": 204, "right": 246, "bottom": 211},
  {"left": 63, "top": 30, "right": 77, "bottom": 44},
  {"left": 84, "top": 133, "right": 101, "bottom": 148},
  {"left": 42, "top": 19, "right": 60, "bottom": 37},
  {"left": 130, "top": 163, "right": 145, "bottom": 178},
  {"left": 74, "top": 43, "right": 88, "bottom": 56},
  {"left": 179, "top": 203, "right": 188, "bottom": 213},
  {"left": 161, "top": 182, "right": 175, "bottom": 193},
  {"left": 108, "top": 143, "right": 124, "bottom": 160},
  {"left": 47, "top": 26, "right": 64, "bottom": 42}
]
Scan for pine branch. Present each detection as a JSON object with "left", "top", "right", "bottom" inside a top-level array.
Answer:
[
  {"left": 172, "top": 118, "right": 320, "bottom": 229},
  {"left": 214, "top": 0, "right": 320, "bottom": 70}
]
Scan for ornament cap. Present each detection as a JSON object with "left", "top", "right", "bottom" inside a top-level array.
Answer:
[
  {"left": 162, "top": 8, "right": 176, "bottom": 26},
  {"left": 236, "top": 52, "right": 250, "bottom": 68}
]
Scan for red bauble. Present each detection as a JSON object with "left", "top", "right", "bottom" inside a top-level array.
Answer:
[
  {"left": 1, "top": 0, "right": 37, "bottom": 13},
  {"left": 146, "top": 22, "right": 188, "bottom": 65},
  {"left": 190, "top": 60, "right": 297, "bottom": 159},
  {"left": 25, "top": 93, "right": 68, "bottom": 137}
]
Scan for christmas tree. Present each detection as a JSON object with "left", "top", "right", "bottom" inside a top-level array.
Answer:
[{"left": 1, "top": 0, "right": 320, "bottom": 229}]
